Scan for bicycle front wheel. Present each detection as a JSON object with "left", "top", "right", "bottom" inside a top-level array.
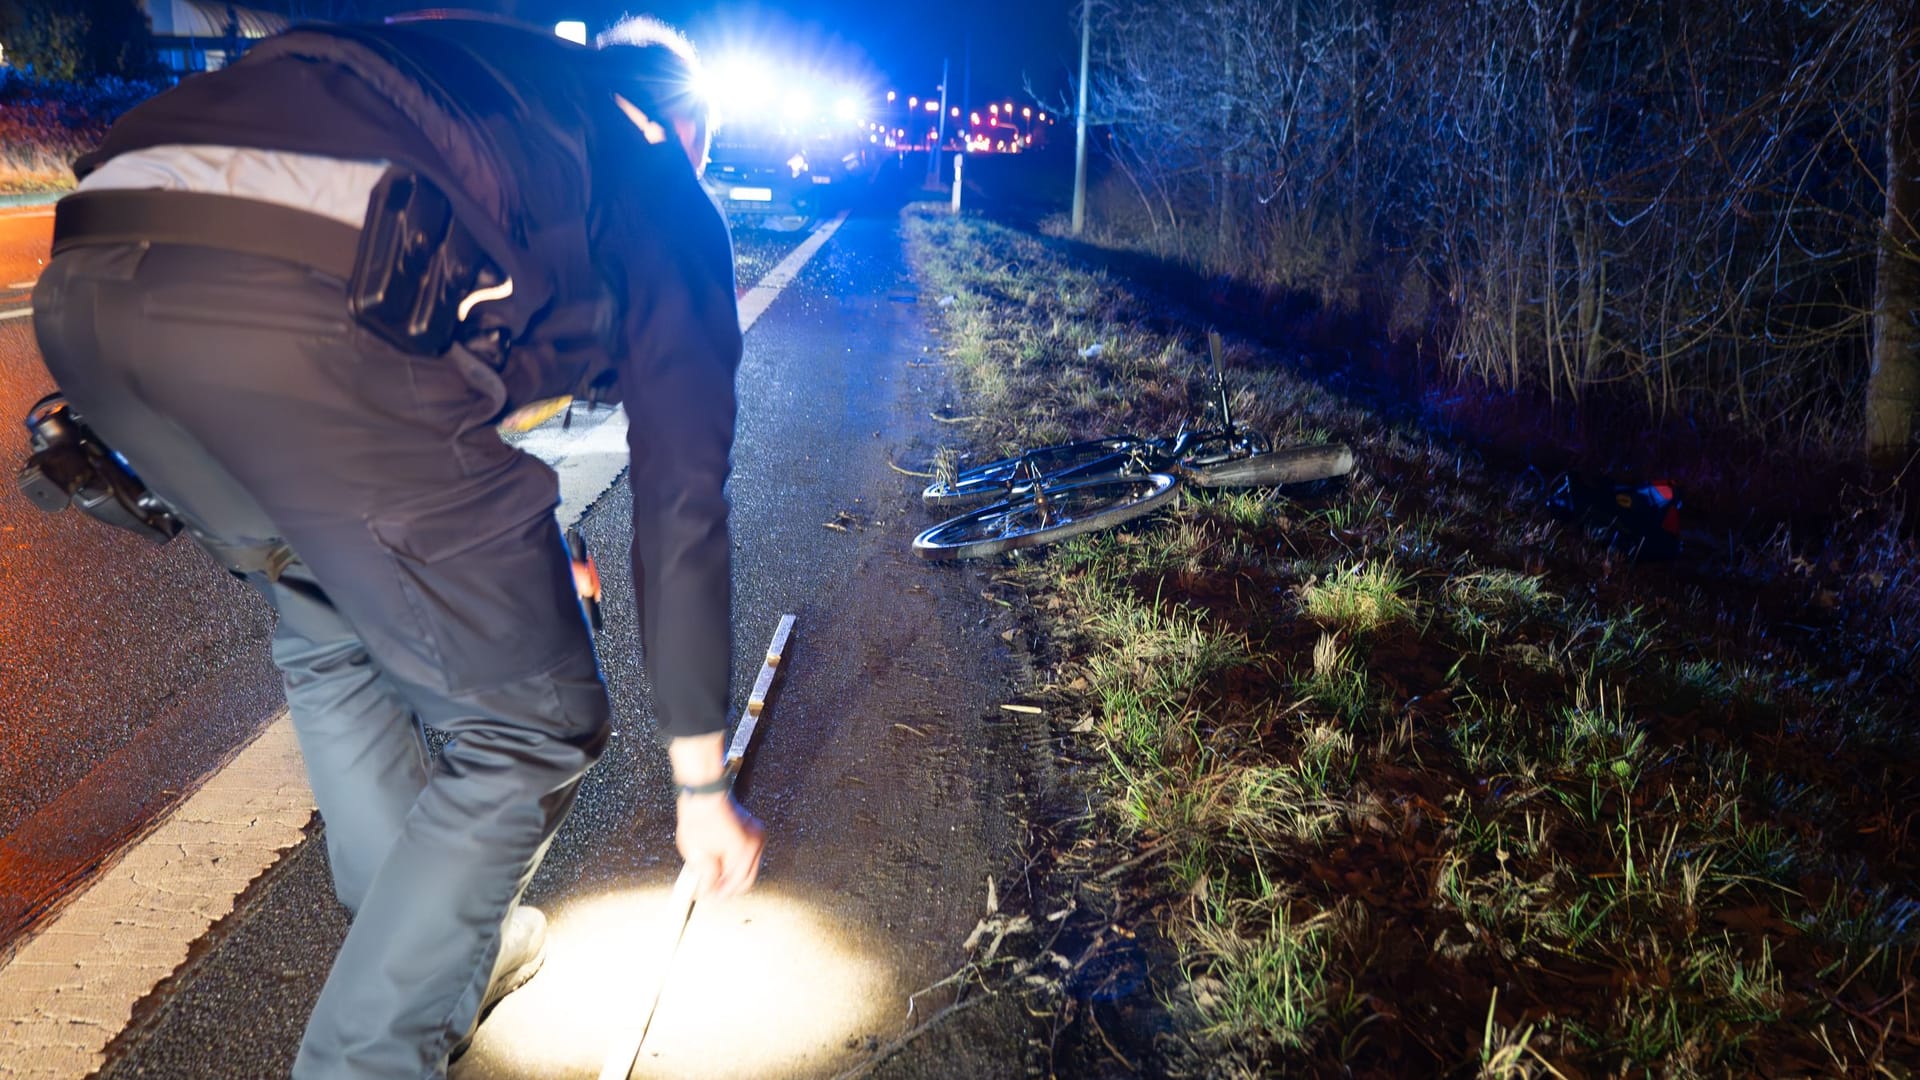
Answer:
[
  {"left": 922, "top": 438, "right": 1143, "bottom": 508},
  {"left": 913, "top": 474, "right": 1180, "bottom": 561}
]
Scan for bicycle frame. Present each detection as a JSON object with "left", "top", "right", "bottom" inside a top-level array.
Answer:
[{"left": 925, "top": 332, "right": 1289, "bottom": 508}]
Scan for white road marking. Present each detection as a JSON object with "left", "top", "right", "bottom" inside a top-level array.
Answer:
[
  {"left": 0, "top": 308, "right": 32, "bottom": 321},
  {"left": 0, "top": 717, "right": 309, "bottom": 1079},
  {"left": 737, "top": 212, "right": 847, "bottom": 331},
  {"left": 539, "top": 404, "right": 632, "bottom": 525},
  {"left": 0, "top": 212, "right": 850, "bottom": 1077}
]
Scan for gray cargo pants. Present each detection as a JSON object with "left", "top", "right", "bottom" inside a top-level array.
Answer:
[{"left": 32, "top": 242, "right": 612, "bottom": 1078}]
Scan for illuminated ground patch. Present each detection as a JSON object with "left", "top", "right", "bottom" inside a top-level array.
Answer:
[{"left": 466, "top": 886, "right": 888, "bottom": 1078}]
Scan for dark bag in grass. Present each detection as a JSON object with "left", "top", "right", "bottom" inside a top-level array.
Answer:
[{"left": 1545, "top": 473, "right": 1682, "bottom": 560}]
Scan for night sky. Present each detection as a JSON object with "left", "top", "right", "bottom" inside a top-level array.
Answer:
[{"left": 495, "top": 0, "right": 1079, "bottom": 107}]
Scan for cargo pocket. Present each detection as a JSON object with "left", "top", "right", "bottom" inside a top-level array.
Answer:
[{"left": 364, "top": 461, "right": 591, "bottom": 696}]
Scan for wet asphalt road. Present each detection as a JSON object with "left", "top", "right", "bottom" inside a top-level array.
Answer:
[
  {"left": 24, "top": 180, "right": 1030, "bottom": 1077},
  {"left": 0, "top": 208, "right": 808, "bottom": 951}
]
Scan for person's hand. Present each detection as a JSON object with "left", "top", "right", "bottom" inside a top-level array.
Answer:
[{"left": 675, "top": 792, "right": 765, "bottom": 899}]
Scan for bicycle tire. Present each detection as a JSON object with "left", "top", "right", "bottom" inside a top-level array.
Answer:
[
  {"left": 921, "top": 437, "right": 1145, "bottom": 508},
  {"left": 913, "top": 473, "right": 1181, "bottom": 561},
  {"left": 1183, "top": 442, "right": 1355, "bottom": 489}
]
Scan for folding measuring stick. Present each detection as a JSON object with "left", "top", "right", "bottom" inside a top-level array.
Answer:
[{"left": 597, "top": 614, "right": 797, "bottom": 1080}]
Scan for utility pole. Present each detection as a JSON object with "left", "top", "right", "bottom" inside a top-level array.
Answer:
[
  {"left": 962, "top": 31, "right": 972, "bottom": 132},
  {"left": 929, "top": 56, "right": 951, "bottom": 186},
  {"left": 1071, "top": 0, "right": 1090, "bottom": 235}
]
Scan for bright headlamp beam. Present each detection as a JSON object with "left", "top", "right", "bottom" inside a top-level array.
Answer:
[
  {"left": 698, "top": 55, "right": 780, "bottom": 124},
  {"left": 781, "top": 89, "right": 816, "bottom": 121}
]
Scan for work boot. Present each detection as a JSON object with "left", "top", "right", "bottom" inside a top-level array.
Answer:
[{"left": 449, "top": 905, "right": 548, "bottom": 1062}]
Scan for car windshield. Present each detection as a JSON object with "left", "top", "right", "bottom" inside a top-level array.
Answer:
[
  {"left": 710, "top": 146, "right": 795, "bottom": 169},
  {"left": 709, "top": 127, "right": 804, "bottom": 167}
]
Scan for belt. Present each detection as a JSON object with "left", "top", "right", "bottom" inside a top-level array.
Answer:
[{"left": 52, "top": 189, "right": 362, "bottom": 282}]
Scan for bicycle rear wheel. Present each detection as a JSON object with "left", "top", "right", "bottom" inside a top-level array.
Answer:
[
  {"left": 913, "top": 473, "right": 1180, "bottom": 560},
  {"left": 922, "top": 438, "right": 1143, "bottom": 508},
  {"left": 1183, "top": 442, "right": 1355, "bottom": 488}
]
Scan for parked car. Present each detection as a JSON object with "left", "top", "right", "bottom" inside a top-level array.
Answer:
[
  {"left": 704, "top": 135, "right": 812, "bottom": 231},
  {"left": 703, "top": 123, "right": 871, "bottom": 231}
]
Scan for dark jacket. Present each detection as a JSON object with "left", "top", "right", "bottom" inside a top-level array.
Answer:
[{"left": 78, "top": 18, "right": 742, "bottom": 741}]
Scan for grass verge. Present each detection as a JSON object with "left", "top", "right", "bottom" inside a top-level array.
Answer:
[
  {"left": 906, "top": 208, "right": 1920, "bottom": 1076},
  {"left": 0, "top": 102, "right": 99, "bottom": 195}
]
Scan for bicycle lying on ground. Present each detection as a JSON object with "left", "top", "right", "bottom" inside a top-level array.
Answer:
[{"left": 912, "top": 333, "right": 1355, "bottom": 560}]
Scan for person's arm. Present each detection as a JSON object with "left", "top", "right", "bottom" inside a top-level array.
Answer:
[
  {"left": 607, "top": 146, "right": 762, "bottom": 897},
  {"left": 616, "top": 193, "right": 737, "bottom": 745}
]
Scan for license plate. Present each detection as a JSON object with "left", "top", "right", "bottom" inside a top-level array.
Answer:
[{"left": 729, "top": 187, "right": 774, "bottom": 202}]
